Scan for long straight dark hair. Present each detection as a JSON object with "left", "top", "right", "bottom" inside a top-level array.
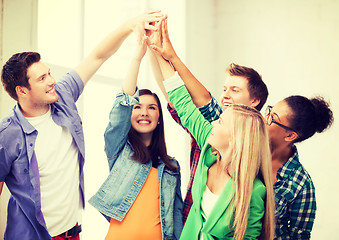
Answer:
[{"left": 128, "top": 89, "right": 176, "bottom": 170}]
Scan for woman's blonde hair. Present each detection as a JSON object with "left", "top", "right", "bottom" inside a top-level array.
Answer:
[{"left": 224, "top": 104, "right": 275, "bottom": 240}]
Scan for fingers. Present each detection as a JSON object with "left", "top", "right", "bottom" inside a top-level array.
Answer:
[
  {"left": 144, "top": 23, "right": 158, "bottom": 31},
  {"left": 161, "top": 19, "right": 167, "bottom": 40},
  {"left": 149, "top": 44, "right": 162, "bottom": 54},
  {"left": 164, "top": 19, "right": 169, "bottom": 38},
  {"left": 144, "top": 11, "right": 166, "bottom": 24},
  {"left": 155, "top": 20, "right": 162, "bottom": 31},
  {"left": 144, "top": 11, "right": 167, "bottom": 30},
  {"left": 146, "top": 9, "right": 160, "bottom": 13},
  {"left": 135, "top": 24, "right": 145, "bottom": 43}
]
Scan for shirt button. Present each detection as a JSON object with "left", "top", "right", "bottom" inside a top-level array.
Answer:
[
  {"left": 30, "top": 143, "right": 33, "bottom": 147},
  {"left": 162, "top": 219, "right": 165, "bottom": 225},
  {"left": 161, "top": 201, "right": 164, "bottom": 206},
  {"left": 165, "top": 237, "right": 168, "bottom": 240},
  {"left": 7, "top": 119, "right": 10, "bottom": 122}
]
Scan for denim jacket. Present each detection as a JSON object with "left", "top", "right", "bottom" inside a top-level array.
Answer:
[{"left": 89, "top": 89, "right": 183, "bottom": 240}]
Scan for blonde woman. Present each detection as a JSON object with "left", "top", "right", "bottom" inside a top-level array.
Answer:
[
  {"left": 165, "top": 74, "right": 275, "bottom": 240},
  {"left": 148, "top": 19, "right": 275, "bottom": 239}
]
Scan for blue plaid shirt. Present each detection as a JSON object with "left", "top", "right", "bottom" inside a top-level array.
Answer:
[
  {"left": 198, "top": 95, "right": 224, "bottom": 122},
  {"left": 199, "top": 99, "right": 316, "bottom": 239},
  {"left": 274, "top": 147, "right": 316, "bottom": 240}
]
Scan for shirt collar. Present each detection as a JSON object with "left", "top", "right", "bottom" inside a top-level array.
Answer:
[
  {"left": 13, "top": 103, "right": 37, "bottom": 134},
  {"left": 276, "top": 145, "right": 299, "bottom": 180}
]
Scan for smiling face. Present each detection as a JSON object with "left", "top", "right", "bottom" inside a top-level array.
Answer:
[
  {"left": 219, "top": 74, "right": 257, "bottom": 110},
  {"left": 207, "top": 108, "right": 233, "bottom": 152},
  {"left": 266, "top": 100, "right": 295, "bottom": 149},
  {"left": 131, "top": 94, "right": 160, "bottom": 139},
  {"left": 24, "top": 61, "right": 59, "bottom": 110}
]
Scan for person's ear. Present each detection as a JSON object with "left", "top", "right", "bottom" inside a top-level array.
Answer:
[
  {"left": 16, "top": 86, "right": 28, "bottom": 98},
  {"left": 284, "top": 131, "right": 298, "bottom": 142},
  {"left": 250, "top": 98, "right": 260, "bottom": 108}
]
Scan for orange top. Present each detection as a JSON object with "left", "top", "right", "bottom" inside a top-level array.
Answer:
[{"left": 105, "top": 167, "right": 162, "bottom": 240}]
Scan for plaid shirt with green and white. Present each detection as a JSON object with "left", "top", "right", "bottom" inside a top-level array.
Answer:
[{"left": 274, "top": 146, "right": 316, "bottom": 239}]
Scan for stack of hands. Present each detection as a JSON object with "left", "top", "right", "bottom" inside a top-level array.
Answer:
[{"left": 131, "top": 9, "right": 177, "bottom": 68}]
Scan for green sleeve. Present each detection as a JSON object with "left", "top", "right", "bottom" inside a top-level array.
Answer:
[{"left": 168, "top": 85, "right": 212, "bottom": 150}]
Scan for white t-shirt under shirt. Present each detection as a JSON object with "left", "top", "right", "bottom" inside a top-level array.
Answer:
[
  {"left": 27, "top": 107, "right": 82, "bottom": 237},
  {"left": 200, "top": 185, "right": 220, "bottom": 240}
]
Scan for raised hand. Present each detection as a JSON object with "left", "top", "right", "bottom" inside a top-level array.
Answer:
[
  {"left": 134, "top": 35, "right": 148, "bottom": 61},
  {"left": 146, "top": 20, "right": 163, "bottom": 49},
  {"left": 123, "top": 30, "right": 148, "bottom": 96},
  {"left": 149, "top": 19, "right": 177, "bottom": 61},
  {"left": 130, "top": 9, "right": 165, "bottom": 43}
]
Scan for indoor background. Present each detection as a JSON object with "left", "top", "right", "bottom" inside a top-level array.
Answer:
[{"left": 0, "top": 0, "right": 338, "bottom": 239}]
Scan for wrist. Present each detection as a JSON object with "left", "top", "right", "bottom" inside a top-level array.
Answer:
[
  {"left": 132, "top": 57, "right": 143, "bottom": 63},
  {"left": 124, "top": 17, "right": 136, "bottom": 33},
  {"left": 169, "top": 55, "right": 180, "bottom": 65}
]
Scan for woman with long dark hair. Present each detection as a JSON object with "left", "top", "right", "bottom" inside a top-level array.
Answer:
[{"left": 89, "top": 31, "right": 183, "bottom": 240}]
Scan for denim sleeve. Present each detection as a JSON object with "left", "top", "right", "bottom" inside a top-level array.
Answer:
[
  {"left": 104, "top": 89, "right": 139, "bottom": 166},
  {"left": 173, "top": 162, "right": 183, "bottom": 239},
  {"left": 199, "top": 94, "right": 223, "bottom": 122}
]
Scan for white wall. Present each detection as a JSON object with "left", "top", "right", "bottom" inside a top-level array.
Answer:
[
  {"left": 0, "top": 0, "right": 38, "bottom": 237},
  {"left": 1, "top": 0, "right": 338, "bottom": 239},
  {"left": 186, "top": 0, "right": 339, "bottom": 239}
]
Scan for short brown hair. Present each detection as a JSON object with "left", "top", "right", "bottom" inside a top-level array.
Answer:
[
  {"left": 1, "top": 52, "right": 41, "bottom": 101},
  {"left": 226, "top": 63, "right": 268, "bottom": 111}
]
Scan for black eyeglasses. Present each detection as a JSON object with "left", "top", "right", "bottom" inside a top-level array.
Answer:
[{"left": 265, "top": 105, "right": 296, "bottom": 132}]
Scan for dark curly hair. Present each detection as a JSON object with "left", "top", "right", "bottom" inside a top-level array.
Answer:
[{"left": 284, "top": 95, "right": 334, "bottom": 143}]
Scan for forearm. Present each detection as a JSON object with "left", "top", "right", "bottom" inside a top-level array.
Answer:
[
  {"left": 148, "top": 50, "right": 171, "bottom": 104},
  {"left": 123, "top": 57, "right": 141, "bottom": 96},
  {"left": 76, "top": 21, "right": 133, "bottom": 85},
  {"left": 169, "top": 55, "right": 211, "bottom": 107},
  {"left": 156, "top": 53, "right": 176, "bottom": 81}
]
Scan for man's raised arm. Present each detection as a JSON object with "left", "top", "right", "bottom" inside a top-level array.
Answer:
[{"left": 76, "top": 10, "right": 165, "bottom": 85}]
